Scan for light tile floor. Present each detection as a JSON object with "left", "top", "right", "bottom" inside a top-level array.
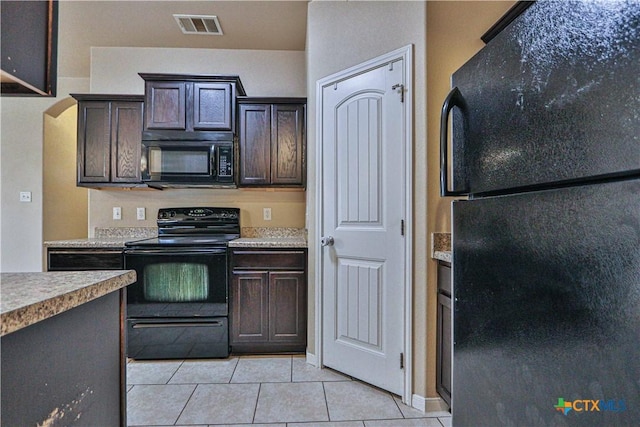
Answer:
[{"left": 127, "top": 355, "right": 452, "bottom": 427}]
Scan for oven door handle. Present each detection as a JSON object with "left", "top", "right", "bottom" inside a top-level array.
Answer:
[
  {"left": 132, "top": 321, "right": 225, "bottom": 328},
  {"left": 124, "top": 248, "right": 227, "bottom": 255}
]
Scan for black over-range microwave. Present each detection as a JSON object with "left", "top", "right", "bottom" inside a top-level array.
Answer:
[{"left": 141, "top": 133, "right": 234, "bottom": 188}]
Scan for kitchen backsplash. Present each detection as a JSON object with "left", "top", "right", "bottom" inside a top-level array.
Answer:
[
  {"left": 432, "top": 232, "right": 451, "bottom": 253},
  {"left": 88, "top": 188, "right": 306, "bottom": 230}
]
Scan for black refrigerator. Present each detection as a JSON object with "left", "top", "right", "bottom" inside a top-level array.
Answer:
[{"left": 440, "top": 1, "right": 640, "bottom": 426}]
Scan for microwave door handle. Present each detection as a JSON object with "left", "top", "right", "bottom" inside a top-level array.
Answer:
[{"left": 440, "top": 87, "right": 468, "bottom": 197}]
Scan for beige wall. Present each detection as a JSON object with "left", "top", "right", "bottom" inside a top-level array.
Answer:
[
  {"left": 425, "top": 1, "right": 515, "bottom": 397},
  {"left": 87, "top": 47, "right": 307, "bottom": 234},
  {"left": 1, "top": 77, "right": 89, "bottom": 272},
  {"left": 306, "top": 0, "right": 428, "bottom": 401},
  {"left": 43, "top": 104, "right": 88, "bottom": 242}
]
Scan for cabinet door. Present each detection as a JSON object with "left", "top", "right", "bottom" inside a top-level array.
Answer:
[
  {"left": 77, "top": 101, "right": 111, "bottom": 183},
  {"left": 269, "top": 271, "right": 306, "bottom": 343},
  {"left": 436, "top": 292, "right": 452, "bottom": 406},
  {"left": 436, "top": 262, "right": 452, "bottom": 406},
  {"left": 238, "top": 104, "right": 271, "bottom": 185},
  {"left": 110, "top": 101, "right": 143, "bottom": 183},
  {"left": 271, "top": 104, "right": 304, "bottom": 185},
  {"left": 231, "top": 271, "right": 269, "bottom": 343},
  {"left": 144, "top": 81, "right": 186, "bottom": 130},
  {"left": 193, "top": 82, "right": 233, "bottom": 131}
]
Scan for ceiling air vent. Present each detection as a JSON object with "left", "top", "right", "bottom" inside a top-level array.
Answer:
[{"left": 174, "top": 14, "right": 223, "bottom": 35}]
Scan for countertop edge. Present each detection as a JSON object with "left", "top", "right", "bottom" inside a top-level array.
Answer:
[
  {"left": 1, "top": 270, "right": 136, "bottom": 337},
  {"left": 433, "top": 251, "right": 452, "bottom": 263}
]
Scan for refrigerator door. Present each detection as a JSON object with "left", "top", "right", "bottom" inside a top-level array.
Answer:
[
  {"left": 452, "top": 179, "right": 640, "bottom": 426},
  {"left": 446, "top": 1, "right": 640, "bottom": 196}
]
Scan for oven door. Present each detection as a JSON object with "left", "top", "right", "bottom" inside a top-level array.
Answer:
[
  {"left": 124, "top": 248, "right": 229, "bottom": 359},
  {"left": 124, "top": 248, "right": 228, "bottom": 318}
]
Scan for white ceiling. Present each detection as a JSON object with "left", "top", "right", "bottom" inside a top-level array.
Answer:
[{"left": 58, "top": 0, "right": 309, "bottom": 78}]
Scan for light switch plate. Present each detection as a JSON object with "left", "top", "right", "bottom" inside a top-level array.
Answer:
[
  {"left": 136, "top": 207, "right": 146, "bottom": 220},
  {"left": 113, "top": 207, "right": 122, "bottom": 220},
  {"left": 263, "top": 207, "right": 272, "bottom": 221}
]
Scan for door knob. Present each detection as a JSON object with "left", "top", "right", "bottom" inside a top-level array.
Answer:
[{"left": 321, "top": 236, "right": 335, "bottom": 247}]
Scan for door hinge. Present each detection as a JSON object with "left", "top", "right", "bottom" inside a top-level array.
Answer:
[
  {"left": 400, "top": 352, "right": 404, "bottom": 369},
  {"left": 401, "top": 219, "right": 405, "bottom": 236},
  {"left": 392, "top": 83, "right": 404, "bottom": 103}
]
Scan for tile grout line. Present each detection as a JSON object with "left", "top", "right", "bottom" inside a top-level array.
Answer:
[
  {"left": 172, "top": 382, "right": 198, "bottom": 426},
  {"left": 390, "top": 391, "right": 407, "bottom": 419},
  {"left": 228, "top": 356, "right": 240, "bottom": 383},
  {"left": 252, "top": 382, "right": 262, "bottom": 424},
  {"left": 321, "top": 381, "right": 332, "bottom": 422},
  {"left": 165, "top": 359, "right": 185, "bottom": 384}
]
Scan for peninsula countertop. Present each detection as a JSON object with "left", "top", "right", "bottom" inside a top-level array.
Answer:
[{"left": 1, "top": 270, "right": 136, "bottom": 336}]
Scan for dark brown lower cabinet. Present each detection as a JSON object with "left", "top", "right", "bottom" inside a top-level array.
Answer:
[
  {"left": 230, "top": 248, "right": 307, "bottom": 353},
  {"left": 47, "top": 248, "right": 123, "bottom": 271},
  {"left": 436, "top": 261, "right": 452, "bottom": 407}
]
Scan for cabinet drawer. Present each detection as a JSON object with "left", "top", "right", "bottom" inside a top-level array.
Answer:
[
  {"left": 231, "top": 249, "right": 306, "bottom": 270},
  {"left": 48, "top": 250, "right": 123, "bottom": 271}
]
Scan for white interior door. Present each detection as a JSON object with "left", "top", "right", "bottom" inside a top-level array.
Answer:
[{"left": 320, "top": 56, "right": 407, "bottom": 396}]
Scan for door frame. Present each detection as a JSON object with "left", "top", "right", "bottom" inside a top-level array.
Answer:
[{"left": 314, "top": 45, "right": 413, "bottom": 403}]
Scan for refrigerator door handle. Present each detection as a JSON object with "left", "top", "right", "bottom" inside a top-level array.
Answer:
[{"left": 440, "top": 87, "right": 468, "bottom": 197}]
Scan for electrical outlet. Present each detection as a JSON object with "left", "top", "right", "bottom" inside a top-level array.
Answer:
[
  {"left": 113, "top": 207, "right": 122, "bottom": 220},
  {"left": 136, "top": 207, "right": 146, "bottom": 220},
  {"left": 19, "top": 191, "right": 32, "bottom": 202},
  {"left": 263, "top": 207, "right": 272, "bottom": 221}
]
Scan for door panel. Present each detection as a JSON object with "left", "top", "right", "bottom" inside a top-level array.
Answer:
[
  {"left": 336, "top": 259, "right": 382, "bottom": 352},
  {"left": 321, "top": 59, "right": 405, "bottom": 395},
  {"left": 269, "top": 271, "right": 306, "bottom": 342},
  {"left": 239, "top": 104, "right": 271, "bottom": 185},
  {"left": 450, "top": 1, "right": 640, "bottom": 195},
  {"left": 271, "top": 104, "right": 304, "bottom": 184},
  {"left": 78, "top": 102, "right": 110, "bottom": 182},
  {"left": 145, "top": 81, "right": 186, "bottom": 130},
  {"left": 231, "top": 272, "right": 269, "bottom": 342},
  {"left": 193, "top": 82, "right": 232, "bottom": 131},
  {"left": 452, "top": 179, "right": 640, "bottom": 425},
  {"left": 111, "top": 101, "right": 143, "bottom": 182}
]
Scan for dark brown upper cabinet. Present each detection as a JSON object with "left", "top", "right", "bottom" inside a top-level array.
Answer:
[
  {"left": 238, "top": 97, "right": 306, "bottom": 187},
  {"left": 72, "top": 94, "right": 145, "bottom": 188},
  {"left": 140, "top": 73, "right": 245, "bottom": 135},
  {"left": 1, "top": 0, "right": 58, "bottom": 96}
]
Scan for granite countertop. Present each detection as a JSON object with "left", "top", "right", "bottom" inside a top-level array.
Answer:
[
  {"left": 228, "top": 227, "right": 308, "bottom": 248},
  {"left": 1, "top": 270, "right": 136, "bottom": 336},
  {"left": 44, "top": 227, "right": 158, "bottom": 249},
  {"left": 43, "top": 237, "right": 132, "bottom": 248},
  {"left": 228, "top": 236, "right": 307, "bottom": 248},
  {"left": 44, "top": 227, "right": 308, "bottom": 249}
]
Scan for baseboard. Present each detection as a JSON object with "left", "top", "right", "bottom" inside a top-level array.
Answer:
[
  {"left": 306, "top": 351, "right": 318, "bottom": 367},
  {"left": 426, "top": 396, "right": 451, "bottom": 413},
  {"left": 412, "top": 394, "right": 450, "bottom": 414}
]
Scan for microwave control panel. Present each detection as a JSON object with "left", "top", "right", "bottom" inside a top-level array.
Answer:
[{"left": 218, "top": 145, "right": 233, "bottom": 178}]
